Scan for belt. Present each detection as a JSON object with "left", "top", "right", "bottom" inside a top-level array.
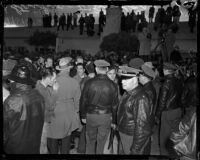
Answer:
[{"left": 87, "top": 110, "right": 111, "bottom": 115}]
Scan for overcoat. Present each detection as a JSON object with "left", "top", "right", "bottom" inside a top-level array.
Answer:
[{"left": 47, "top": 72, "right": 81, "bottom": 138}]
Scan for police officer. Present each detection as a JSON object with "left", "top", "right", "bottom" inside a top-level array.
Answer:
[
  {"left": 80, "top": 59, "right": 118, "bottom": 154},
  {"left": 117, "top": 66, "right": 153, "bottom": 154}
]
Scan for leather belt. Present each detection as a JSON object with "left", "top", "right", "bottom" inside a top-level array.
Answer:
[{"left": 87, "top": 110, "right": 111, "bottom": 115}]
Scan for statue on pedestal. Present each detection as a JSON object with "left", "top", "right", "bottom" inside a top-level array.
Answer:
[{"left": 101, "top": 5, "right": 122, "bottom": 41}]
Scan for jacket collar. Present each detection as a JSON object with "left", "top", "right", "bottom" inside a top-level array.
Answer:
[
  {"left": 11, "top": 83, "right": 32, "bottom": 94},
  {"left": 143, "top": 81, "right": 153, "bottom": 88},
  {"left": 58, "top": 71, "right": 70, "bottom": 77},
  {"left": 36, "top": 80, "right": 46, "bottom": 90},
  {"left": 127, "top": 84, "right": 143, "bottom": 96},
  {"left": 96, "top": 74, "right": 109, "bottom": 79}
]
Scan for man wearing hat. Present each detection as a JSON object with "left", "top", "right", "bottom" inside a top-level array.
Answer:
[
  {"left": 80, "top": 59, "right": 118, "bottom": 154},
  {"left": 117, "top": 66, "right": 152, "bottom": 154},
  {"left": 139, "top": 63, "right": 157, "bottom": 121},
  {"left": 3, "top": 64, "right": 45, "bottom": 154},
  {"left": 47, "top": 57, "right": 81, "bottom": 154},
  {"left": 155, "top": 62, "right": 183, "bottom": 156}
]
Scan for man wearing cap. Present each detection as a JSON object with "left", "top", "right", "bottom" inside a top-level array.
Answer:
[
  {"left": 3, "top": 64, "right": 45, "bottom": 154},
  {"left": 117, "top": 66, "right": 152, "bottom": 155},
  {"left": 80, "top": 59, "right": 118, "bottom": 154},
  {"left": 155, "top": 62, "right": 183, "bottom": 156},
  {"left": 139, "top": 63, "right": 157, "bottom": 124},
  {"left": 47, "top": 57, "right": 81, "bottom": 154}
]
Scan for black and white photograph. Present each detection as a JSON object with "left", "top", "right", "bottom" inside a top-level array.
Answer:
[{"left": 2, "top": 0, "right": 198, "bottom": 159}]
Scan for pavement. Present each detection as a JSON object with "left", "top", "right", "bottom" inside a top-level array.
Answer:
[{"left": 69, "top": 125, "right": 161, "bottom": 155}]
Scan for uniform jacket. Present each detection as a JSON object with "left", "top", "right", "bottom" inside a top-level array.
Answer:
[
  {"left": 80, "top": 74, "right": 118, "bottom": 123},
  {"left": 47, "top": 72, "right": 81, "bottom": 138},
  {"left": 117, "top": 85, "right": 153, "bottom": 154},
  {"left": 170, "top": 107, "right": 196, "bottom": 160},
  {"left": 3, "top": 84, "right": 45, "bottom": 154},
  {"left": 156, "top": 74, "right": 183, "bottom": 118}
]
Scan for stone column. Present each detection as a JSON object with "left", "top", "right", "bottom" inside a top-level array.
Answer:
[{"left": 101, "top": 5, "right": 122, "bottom": 41}]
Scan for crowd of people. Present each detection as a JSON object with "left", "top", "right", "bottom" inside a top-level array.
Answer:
[
  {"left": 3, "top": 45, "right": 197, "bottom": 159},
  {"left": 30, "top": 5, "right": 197, "bottom": 35},
  {"left": 27, "top": 5, "right": 196, "bottom": 65},
  {"left": 40, "top": 11, "right": 101, "bottom": 37},
  {"left": 3, "top": 3, "right": 197, "bottom": 158}
]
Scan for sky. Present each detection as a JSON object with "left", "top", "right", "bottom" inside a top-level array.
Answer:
[{"left": 4, "top": 5, "right": 190, "bottom": 27}]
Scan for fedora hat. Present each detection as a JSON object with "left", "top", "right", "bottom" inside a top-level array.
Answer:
[
  {"left": 7, "top": 64, "right": 34, "bottom": 85},
  {"left": 56, "top": 57, "right": 73, "bottom": 70}
]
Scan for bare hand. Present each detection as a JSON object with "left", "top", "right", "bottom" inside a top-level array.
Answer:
[
  {"left": 111, "top": 123, "right": 117, "bottom": 130},
  {"left": 53, "top": 82, "right": 59, "bottom": 91},
  {"left": 81, "top": 119, "right": 86, "bottom": 124}
]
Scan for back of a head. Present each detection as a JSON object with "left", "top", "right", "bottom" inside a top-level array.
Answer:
[{"left": 96, "top": 66, "right": 108, "bottom": 74}]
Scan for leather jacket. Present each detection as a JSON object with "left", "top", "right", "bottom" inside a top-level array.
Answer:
[
  {"left": 143, "top": 81, "right": 157, "bottom": 115},
  {"left": 3, "top": 83, "right": 45, "bottom": 154},
  {"left": 181, "top": 76, "right": 198, "bottom": 114},
  {"left": 117, "top": 85, "right": 153, "bottom": 154},
  {"left": 156, "top": 74, "right": 183, "bottom": 118},
  {"left": 170, "top": 107, "right": 196, "bottom": 160},
  {"left": 80, "top": 74, "right": 118, "bottom": 123}
]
